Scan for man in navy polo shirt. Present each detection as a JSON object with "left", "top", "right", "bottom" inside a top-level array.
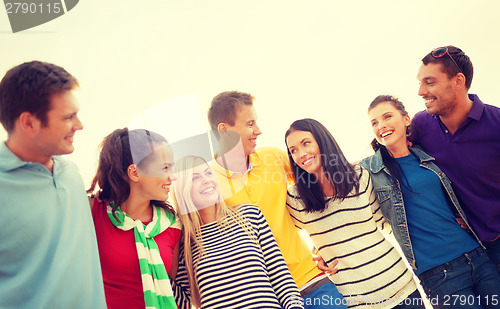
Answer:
[{"left": 412, "top": 45, "right": 500, "bottom": 272}]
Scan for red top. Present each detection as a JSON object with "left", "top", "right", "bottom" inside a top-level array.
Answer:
[{"left": 92, "top": 200, "right": 181, "bottom": 309}]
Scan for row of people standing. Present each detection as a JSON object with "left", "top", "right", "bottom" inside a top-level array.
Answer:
[
  {"left": 85, "top": 126, "right": 304, "bottom": 309},
  {"left": 284, "top": 45, "right": 500, "bottom": 309},
  {"left": 283, "top": 45, "right": 500, "bottom": 309},
  {"left": 1, "top": 44, "right": 499, "bottom": 309}
]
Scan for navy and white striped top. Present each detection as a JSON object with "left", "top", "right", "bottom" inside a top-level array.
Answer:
[
  {"left": 287, "top": 166, "right": 417, "bottom": 309},
  {"left": 174, "top": 204, "right": 303, "bottom": 309}
]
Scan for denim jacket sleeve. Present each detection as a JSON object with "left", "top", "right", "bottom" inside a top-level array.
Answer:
[{"left": 359, "top": 165, "right": 392, "bottom": 235}]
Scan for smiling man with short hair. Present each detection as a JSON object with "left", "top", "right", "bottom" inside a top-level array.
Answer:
[
  {"left": 207, "top": 91, "right": 346, "bottom": 308},
  {"left": 0, "top": 61, "right": 106, "bottom": 308},
  {"left": 412, "top": 46, "right": 500, "bottom": 272}
]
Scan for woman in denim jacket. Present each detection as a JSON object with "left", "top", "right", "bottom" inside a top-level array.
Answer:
[{"left": 359, "top": 95, "right": 500, "bottom": 309}]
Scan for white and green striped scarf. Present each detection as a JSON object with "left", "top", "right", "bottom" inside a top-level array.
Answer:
[{"left": 107, "top": 203, "right": 180, "bottom": 309}]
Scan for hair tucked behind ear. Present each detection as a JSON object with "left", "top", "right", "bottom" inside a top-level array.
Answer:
[
  {"left": 87, "top": 128, "right": 174, "bottom": 215},
  {"left": 368, "top": 95, "right": 413, "bottom": 193}
]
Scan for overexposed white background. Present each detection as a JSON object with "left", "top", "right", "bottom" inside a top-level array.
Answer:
[
  {"left": 3, "top": 3, "right": 500, "bottom": 307},
  {"left": 1, "top": 0, "right": 500, "bottom": 187}
]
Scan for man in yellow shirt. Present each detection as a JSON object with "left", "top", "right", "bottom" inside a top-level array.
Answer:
[{"left": 207, "top": 91, "right": 346, "bottom": 308}]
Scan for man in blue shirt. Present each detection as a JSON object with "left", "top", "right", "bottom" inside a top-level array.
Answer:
[
  {"left": 413, "top": 45, "right": 500, "bottom": 272},
  {"left": 0, "top": 61, "right": 106, "bottom": 308}
]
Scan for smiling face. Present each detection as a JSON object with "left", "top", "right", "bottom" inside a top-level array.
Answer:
[
  {"left": 135, "top": 145, "right": 174, "bottom": 202},
  {"left": 225, "top": 105, "right": 262, "bottom": 156},
  {"left": 369, "top": 101, "right": 411, "bottom": 153},
  {"left": 33, "top": 90, "right": 83, "bottom": 157},
  {"left": 417, "top": 62, "right": 458, "bottom": 117},
  {"left": 189, "top": 163, "right": 220, "bottom": 210},
  {"left": 286, "top": 130, "right": 323, "bottom": 176}
]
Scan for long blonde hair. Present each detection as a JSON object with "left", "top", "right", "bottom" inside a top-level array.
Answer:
[{"left": 172, "top": 156, "right": 256, "bottom": 307}]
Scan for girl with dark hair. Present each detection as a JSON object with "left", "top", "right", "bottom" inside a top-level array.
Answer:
[
  {"left": 359, "top": 95, "right": 500, "bottom": 309},
  {"left": 87, "top": 128, "right": 181, "bottom": 309},
  {"left": 286, "top": 118, "right": 423, "bottom": 309}
]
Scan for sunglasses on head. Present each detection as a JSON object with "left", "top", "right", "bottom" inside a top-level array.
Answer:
[{"left": 431, "top": 47, "right": 463, "bottom": 74}]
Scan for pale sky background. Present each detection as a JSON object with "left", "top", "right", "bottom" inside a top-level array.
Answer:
[
  {"left": 1, "top": 0, "right": 500, "bottom": 187},
  {"left": 2, "top": 3, "right": 499, "bottom": 305}
]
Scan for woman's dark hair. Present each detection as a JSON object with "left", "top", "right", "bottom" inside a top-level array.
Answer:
[
  {"left": 87, "top": 128, "right": 175, "bottom": 215},
  {"left": 369, "top": 95, "right": 412, "bottom": 192},
  {"left": 285, "top": 118, "right": 360, "bottom": 212}
]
